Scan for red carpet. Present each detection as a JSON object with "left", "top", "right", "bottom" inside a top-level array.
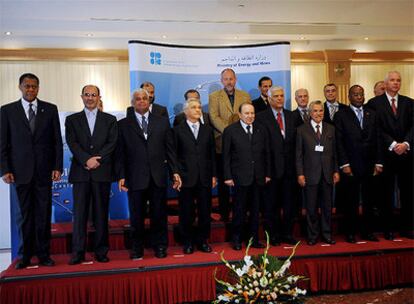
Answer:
[{"left": 1, "top": 237, "right": 413, "bottom": 304}]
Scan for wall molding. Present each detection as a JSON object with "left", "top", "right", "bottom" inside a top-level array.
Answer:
[{"left": 0, "top": 48, "right": 413, "bottom": 63}]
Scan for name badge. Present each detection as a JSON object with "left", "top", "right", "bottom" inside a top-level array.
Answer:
[{"left": 315, "top": 145, "right": 324, "bottom": 152}]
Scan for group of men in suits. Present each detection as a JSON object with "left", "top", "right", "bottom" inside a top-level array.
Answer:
[{"left": 2, "top": 69, "right": 412, "bottom": 268}]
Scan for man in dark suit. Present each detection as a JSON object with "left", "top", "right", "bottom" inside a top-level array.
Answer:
[
  {"left": 65, "top": 85, "right": 118, "bottom": 264},
  {"left": 117, "top": 88, "right": 170, "bottom": 259},
  {"left": 334, "top": 85, "right": 383, "bottom": 243},
  {"left": 167, "top": 99, "right": 217, "bottom": 254},
  {"left": 0, "top": 73, "right": 63, "bottom": 269},
  {"left": 222, "top": 103, "right": 271, "bottom": 250},
  {"left": 256, "top": 86, "right": 298, "bottom": 246},
  {"left": 323, "top": 83, "right": 346, "bottom": 124},
  {"left": 126, "top": 81, "right": 169, "bottom": 119},
  {"left": 296, "top": 100, "right": 340, "bottom": 245},
  {"left": 173, "top": 89, "right": 210, "bottom": 127},
  {"left": 368, "top": 71, "right": 413, "bottom": 239},
  {"left": 292, "top": 88, "right": 310, "bottom": 126},
  {"left": 252, "top": 76, "right": 272, "bottom": 114},
  {"left": 209, "top": 69, "right": 251, "bottom": 222}
]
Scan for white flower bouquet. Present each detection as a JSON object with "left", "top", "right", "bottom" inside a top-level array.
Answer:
[{"left": 214, "top": 233, "right": 307, "bottom": 303}]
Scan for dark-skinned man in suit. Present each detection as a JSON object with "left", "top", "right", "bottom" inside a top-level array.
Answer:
[
  {"left": 256, "top": 86, "right": 298, "bottom": 246},
  {"left": 334, "top": 85, "right": 383, "bottom": 243},
  {"left": 167, "top": 98, "right": 217, "bottom": 254},
  {"left": 117, "top": 89, "right": 170, "bottom": 259},
  {"left": 296, "top": 100, "right": 340, "bottom": 246},
  {"left": 0, "top": 73, "right": 63, "bottom": 269},
  {"left": 222, "top": 103, "right": 271, "bottom": 250},
  {"left": 367, "top": 71, "right": 413, "bottom": 240},
  {"left": 65, "top": 85, "right": 118, "bottom": 265}
]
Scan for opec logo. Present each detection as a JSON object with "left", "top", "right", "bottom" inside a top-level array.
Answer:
[{"left": 150, "top": 51, "right": 162, "bottom": 65}]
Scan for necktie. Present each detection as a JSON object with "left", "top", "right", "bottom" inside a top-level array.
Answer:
[
  {"left": 28, "top": 103, "right": 36, "bottom": 134},
  {"left": 315, "top": 124, "right": 321, "bottom": 141},
  {"left": 192, "top": 123, "right": 199, "bottom": 139},
  {"left": 141, "top": 115, "right": 148, "bottom": 134},
  {"left": 246, "top": 125, "right": 252, "bottom": 142},
  {"left": 356, "top": 108, "right": 363, "bottom": 128},
  {"left": 302, "top": 109, "right": 309, "bottom": 122},
  {"left": 276, "top": 112, "right": 284, "bottom": 132},
  {"left": 329, "top": 104, "right": 337, "bottom": 121},
  {"left": 391, "top": 98, "right": 397, "bottom": 116}
]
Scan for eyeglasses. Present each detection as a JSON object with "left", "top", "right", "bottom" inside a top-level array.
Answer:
[{"left": 83, "top": 93, "right": 98, "bottom": 98}]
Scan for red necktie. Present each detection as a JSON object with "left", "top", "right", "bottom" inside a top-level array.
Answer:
[
  {"left": 391, "top": 98, "right": 397, "bottom": 115},
  {"left": 276, "top": 112, "right": 284, "bottom": 132}
]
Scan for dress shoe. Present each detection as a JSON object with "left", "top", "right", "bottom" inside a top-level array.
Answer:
[
  {"left": 345, "top": 235, "right": 356, "bottom": 244},
  {"left": 322, "top": 238, "right": 336, "bottom": 245},
  {"left": 15, "top": 258, "right": 31, "bottom": 270},
  {"left": 183, "top": 245, "right": 194, "bottom": 254},
  {"left": 197, "top": 243, "right": 212, "bottom": 253},
  {"left": 68, "top": 255, "right": 85, "bottom": 265},
  {"left": 232, "top": 242, "right": 242, "bottom": 251},
  {"left": 384, "top": 232, "right": 395, "bottom": 240},
  {"left": 130, "top": 249, "right": 144, "bottom": 259},
  {"left": 270, "top": 238, "right": 281, "bottom": 246},
  {"left": 251, "top": 242, "right": 265, "bottom": 249},
  {"left": 39, "top": 257, "right": 55, "bottom": 266},
  {"left": 283, "top": 237, "right": 298, "bottom": 245},
  {"left": 95, "top": 255, "right": 109, "bottom": 263},
  {"left": 307, "top": 239, "right": 317, "bottom": 246},
  {"left": 155, "top": 247, "right": 167, "bottom": 258},
  {"left": 363, "top": 234, "right": 379, "bottom": 242}
]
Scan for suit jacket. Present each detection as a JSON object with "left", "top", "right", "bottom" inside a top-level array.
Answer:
[
  {"left": 167, "top": 121, "right": 216, "bottom": 187},
  {"left": 117, "top": 113, "right": 170, "bottom": 190},
  {"left": 256, "top": 108, "right": 296, "bottom": 179},
  {"left": 65, "top": 110, "right": 117, "bottom": 183},
  {"left": 126, "top": 103, "right": 169, "bottom": 120},
  {"left": 173, "top": 112, "right": 210, "bottom": 127},
  {"left": 0, "top": 99, "right": 63, "bottom": 184},
  {"left": 323, "top": 101, "right": 347, "bottom": 124},
  {"left": 296, "top": 121, "right": 338, "bottom": 185},
  {"left": 334, "top": 106, "right": 383, "bottom": 177},
  {"left": 292, "top": 108, "right": 308, "bottom": 127},
  {"left": 222, "top": 121, "right": 271, "bottom": 186},
  {"left": 367, "top": 93, "right": 413, "bottom": 153},
  {"left": 208, "top": 89, "right": 251, "bottom": 153},
  {"left": 252, "top": 96, "right": 269, "bottom": 114}
]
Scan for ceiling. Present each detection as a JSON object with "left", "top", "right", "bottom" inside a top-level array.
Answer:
[{"left": 1, "top": 0, "right": 413, "bottom": 51}]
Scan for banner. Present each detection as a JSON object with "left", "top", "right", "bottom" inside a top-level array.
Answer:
[{"left": 128, "top": 41, "right": 291, "bottom": 123}]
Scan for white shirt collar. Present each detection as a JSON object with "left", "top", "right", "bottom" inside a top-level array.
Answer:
[
  {"left": 84, "top": 107, "right": 98, "bottom": 116},
  {"left": 385, "top": 91, "right": 398, "bottom": 103},
  {"left": 21, "top": 98, "right": 38, "bottom": 110},
  {"left": 240, "top": 120, "right": 253, "bottom": 133},
  {"left": 135, "top": 110, "right": 149, "bottom": 121},
  {"left": 310, "top": 119, "right": 323, "bottom": 133},
  {"left": 186, "top": 119, "right": 200, "bottom": 129}
]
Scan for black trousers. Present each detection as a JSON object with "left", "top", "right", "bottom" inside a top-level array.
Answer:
[
  {"left": 263, "top": 176, "right": 298, "bottom": 241},
  {"left": 232, "top": 183, "right": 262, "bottom": 243},
  {"left": 383, "top": 153, "right": 413, "bottom": 234},
  {"left": 305, "top": 177, "right": 333, "bottom": 241},
  {"left": 178, "top": 181, "right": 212, "bottom": 246},
  {"left": 216, "top": 153, "right": 230, "bottom": 219},
  {"left": 339, "top": 173, "right": 377, "bottom": 236},
  {"left": 128, "top": 179, "right": 167, "bottom": 252},
  {"left": 72, "top": 181, "right": 110, "bottom": 256},
  {"left": 15, "top": 179, "right": 52, "bottom": 260}
]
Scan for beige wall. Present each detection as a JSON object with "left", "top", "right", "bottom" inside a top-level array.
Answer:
[
  {"left": 0, "top": 61, "right": 130, "bottom": 111},
  {"left": 351, "top": 63, "right": 414, "bottom": 101}
]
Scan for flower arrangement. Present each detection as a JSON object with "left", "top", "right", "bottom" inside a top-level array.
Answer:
[{"left": 214, "top": 233, "right": 307, "bottom": 303}]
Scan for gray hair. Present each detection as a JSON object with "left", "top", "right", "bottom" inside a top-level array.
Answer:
[
  {"left": 295, "top": 88, "right": 309, "bottom": 98},
  {"left": 308, "top": 100, "right": 323, "bottom": 112},
  {"left": 268, "top": 85, "right": 284, "bottom": 98},
  {"left": 131, "top": 88, "right": 149, "bottom": 104},
  {"left": 384, "top": 71, "right": 401, "bottom": 82},
  {"left": 183, "top": 98, "right": 201, "bottom": 111}
]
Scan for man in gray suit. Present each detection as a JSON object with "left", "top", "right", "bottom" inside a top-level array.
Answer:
[{"left": 296, "top": 100, "right": 340, "bottom": 245}]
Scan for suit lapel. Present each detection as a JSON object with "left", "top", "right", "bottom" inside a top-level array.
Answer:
[
  {"left": 79, "top": 111, "right": 92, "bottom": 138},
  {"left": 221, "top": 90, "right": 233, "bottom": 113},
  {"left": 128, "top": 115, "right": 145, "bottom": 139},
  {"left": 90, "top": 110, "right": 103, "bottom": 140},
  {"left": 33, "top": 100, "right": 46, "bottom": 140},
  {"left": 182, "top": 121, "right": 197, "bottom": 143},
  {"left": 14, "top": 101, "right": 31, "bottom": 132}
]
